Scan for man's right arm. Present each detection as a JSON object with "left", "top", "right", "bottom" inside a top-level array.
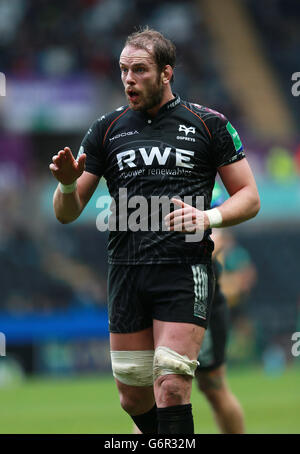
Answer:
[
  {"left": 50, "top": 146, "right": 100, "bottom": 224},
  {"left": 53, "top": 171, "right": 100, "bottom": 224}
]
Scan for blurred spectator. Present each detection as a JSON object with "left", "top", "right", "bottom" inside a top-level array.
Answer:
[
  {"left": 217, "top": 230, "right": 257, "bottom": 363},
  {"left": 218, "top": 231, "right": 257, "bottom": 319}
]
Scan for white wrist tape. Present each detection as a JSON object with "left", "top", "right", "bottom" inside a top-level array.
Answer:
[
  {"left": 59, "top": 181, "right": 77, "bottom": 194},
  {"left": 205, "top": 207, "right": 223, "bottom": 228}
]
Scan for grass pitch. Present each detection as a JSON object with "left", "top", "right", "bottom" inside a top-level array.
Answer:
[{"left": 0, "top": 365, "right": 299, "bottom": 434}]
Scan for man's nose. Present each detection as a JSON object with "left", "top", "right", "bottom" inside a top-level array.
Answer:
[{"left": 125, "top": 70, "right": 135, "bottom": 84}]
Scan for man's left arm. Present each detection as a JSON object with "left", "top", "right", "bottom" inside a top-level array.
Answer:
[
  {"left": 216, "top": 158, "right": 260, "bottom": 227},
  {"left": 164, "top": 158, "right": 260, "bottom": 233}
]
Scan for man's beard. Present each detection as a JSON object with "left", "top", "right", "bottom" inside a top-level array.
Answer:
[
  {"left": 140, "top": 82, "right": 164, "bottom": 112},
  {"left": 129, "top": 78, "right": 164, "bottom": 112}
]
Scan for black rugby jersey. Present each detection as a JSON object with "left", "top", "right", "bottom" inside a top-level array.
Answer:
[{"left": 79, "top": 94, "right": 245, "bottom": 265}]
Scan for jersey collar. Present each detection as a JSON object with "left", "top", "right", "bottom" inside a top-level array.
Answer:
[
  {"left": 159, "top": 93, "right": 181, "bottom": 113},
  {"left": 132, "top": 93, "right": 181, "bottom": 121}
]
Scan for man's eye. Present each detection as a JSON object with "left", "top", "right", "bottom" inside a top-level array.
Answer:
[
  {"left": 136, "top": 68, "right": 145, "bottom": 73},
  {"left": 121, "top": 68, "right": 128, "bottom": 73}
]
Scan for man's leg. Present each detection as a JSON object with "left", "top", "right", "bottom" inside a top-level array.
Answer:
[
  {"left": 153, "top": 320, "right": 205, "bottom": 434},
  {"left": 195, "top": 365, "right": 245, "bottom": 434},
  {"left": 110, "top": 327, "right": 158, "bottom": 433}
]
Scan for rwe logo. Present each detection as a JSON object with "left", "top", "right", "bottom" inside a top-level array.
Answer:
[{"left": 116, "top": 147, "right": 195, "bottom": 171}]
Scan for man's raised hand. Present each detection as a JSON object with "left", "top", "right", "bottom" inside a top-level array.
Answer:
[{"left": 49, "top": 147, "right": 86, "bottom": 185}]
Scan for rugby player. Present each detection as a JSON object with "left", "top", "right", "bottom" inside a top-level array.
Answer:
[{"left": 49, "top": 28, "right": 260, "bottom": 434}]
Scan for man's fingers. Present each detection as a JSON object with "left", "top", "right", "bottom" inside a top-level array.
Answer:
[
  {"left": 167, "top": 210, "right": 194, "bottom": 222},
  {"left": 58, "top": 150, "right": 68, "bottom": 160},
  {"left": 169, "top": 214, "right": 196, "bottom": 227},
  {"left": 167, "top": 217, "right": 197, "bottom": 231},
  {"left": 164, "top": 207, "right": 185, "bottom": 222},
  {"left": 52, "top": 155, "right": 61, "bottom": 164},
  {"left": 57, "top": 147, "right": 75, "bottom": 163},
  {"left": 164, "top": 204, "right": 204, "bottom": 233},
  {"left": 168, "top": 217, "right": 203, "bottom": 232},
  {"left": 171, "top": 197, "right": 191, "bottom": 209},
  {"left": 167, "top": 221, "right": 197, "bottom": 232},
  {"left": 49, "top": 163, "right": 59, "bottom": 172},
  {"left": 49, "top": 146, "right": 84, "bottom": 184},
  {"left": 51, "top": 147, "right": 75, "bottom": 168},
  {"left": 164, "top": 199, "right": 193, "bottom": 224},
  {"left": 168, "top": 225, "right": 197, "bottom": 233},
  {"left": 165, "top": 207, "right": 194, "bottom": 224},
  {"left": 63, "top": 147, "right": 75, "bottom": 162}
]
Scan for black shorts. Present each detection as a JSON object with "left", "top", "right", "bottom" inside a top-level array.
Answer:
[
  {"left": 107, "top": 263, "right": 215, "bottom": 333},
  {"left": 197, "top": 298, "right": 229, "bottom": 371}
]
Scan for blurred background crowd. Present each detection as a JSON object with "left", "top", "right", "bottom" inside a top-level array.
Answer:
[{"left": 0, "top": 0, "right": 299, "bottom": 377}]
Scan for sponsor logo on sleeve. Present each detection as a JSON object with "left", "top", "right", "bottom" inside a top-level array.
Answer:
[{"left": 226, "top": 122, "right": 243, "bottom": 153}]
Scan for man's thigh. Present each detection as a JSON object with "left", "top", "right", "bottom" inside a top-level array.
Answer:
[
  {"left": 110, "top": 327, "right": 154, "bottom": 350},
  {"left": 108, "top": 264, "right": 153, "bottom": 334},
  {"left": 151, "top": 263, "right": 215, "bottom": 331},
  {"left": 153, "top": 320, "right": 205, "bottom": 360},
  {"left": 150, "top": 262, "right": 215, "bottom": 360}
]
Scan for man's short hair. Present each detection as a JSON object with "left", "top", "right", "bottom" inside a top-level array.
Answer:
[{"left": 124, "top": 27, "right": 176, "bottom": 83}]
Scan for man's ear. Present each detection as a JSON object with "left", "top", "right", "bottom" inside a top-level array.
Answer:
[{"left": 162, "top": 65, "right": 173, "bottom": 84}]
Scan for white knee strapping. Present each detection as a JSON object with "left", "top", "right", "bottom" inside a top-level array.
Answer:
[
  {"left": 153, "top": 346, "right": 199, "bottom": 381},
  {"left": 110, "top": 350, "right": 154, "bottom": 387}
]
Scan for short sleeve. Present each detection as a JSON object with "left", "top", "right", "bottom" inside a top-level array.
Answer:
[
  {"left": 77, "top": 119, "right": 106, "bottom": 177},
  {"left": 210, "top": 115, "right": 245, "bottom": 168}
]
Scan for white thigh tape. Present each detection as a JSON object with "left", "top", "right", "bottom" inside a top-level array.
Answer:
[
  {"left": 153, "top": 346, "right": 199, "bottom": 381},
  {"left": 110, "top": 350, "right": 154, "bottom": 387}
]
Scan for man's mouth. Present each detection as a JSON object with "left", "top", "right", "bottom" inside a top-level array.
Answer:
[{"left": 127, "top": 89, "right": 140, "bottom": 102}]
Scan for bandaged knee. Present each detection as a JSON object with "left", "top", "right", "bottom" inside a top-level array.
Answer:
[
  {"left": 110, "top": 350, "right": 154, "bottom": 386},
  {"left": 153, "top": 346, "right": 199, "bottom": 381}
]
